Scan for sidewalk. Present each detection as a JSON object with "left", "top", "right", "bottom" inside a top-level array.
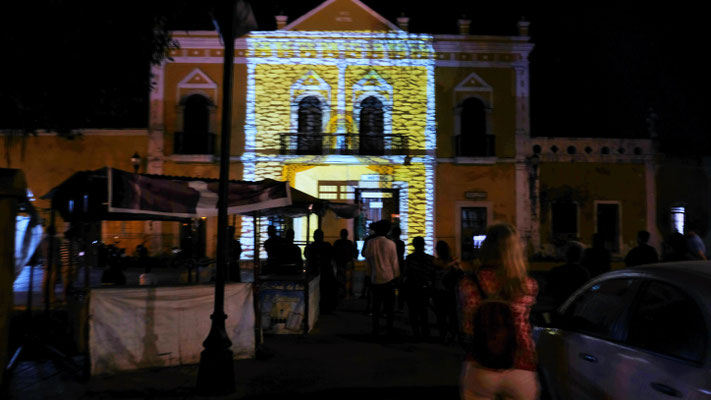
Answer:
[{"left": 5, "top": 296, "right": 463, "bottom": 399}]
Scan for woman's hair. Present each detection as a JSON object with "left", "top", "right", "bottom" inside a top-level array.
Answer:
[
  {"left": 479, "top": 222, "right": 529, "bottom": 298},
  {"left": 436, "top": 240, "right": 452, "bottom": 261}
]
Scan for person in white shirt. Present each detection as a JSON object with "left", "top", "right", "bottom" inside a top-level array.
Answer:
[{"left": 363, "top": 219, "right": 400, "bottom": 336}]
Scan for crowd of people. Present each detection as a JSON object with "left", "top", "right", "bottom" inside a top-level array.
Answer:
[{"left": 35, "top": 217, "right": 711, "bottom": 399}]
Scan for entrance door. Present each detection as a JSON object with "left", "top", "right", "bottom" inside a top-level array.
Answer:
[
  {"left": 461, "top": 207, "right": 487, "bottom": 262},
  {"left": 354, "top": 188, "right": 399, "bottom": 240},
  {"left": 596, "top": 203, "right": 620, "bottom": 253}
]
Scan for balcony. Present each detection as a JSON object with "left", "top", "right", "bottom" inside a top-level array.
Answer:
[
  {"left": 278, "top": 133, "right": 409, "bottom": 156},
  {"left": 174, "top": 132, "right": 216, "bottom": 155},
  {"left": 454, "top": 134, "right": 495, "bottom": 157}
]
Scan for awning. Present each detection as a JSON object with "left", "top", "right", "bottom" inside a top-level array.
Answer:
[
  {"left": 43, "top": 168, "right": 291, "bottom": 222},
  {"left": 42, "top": 167, "right": 359, "bottom": 222}
]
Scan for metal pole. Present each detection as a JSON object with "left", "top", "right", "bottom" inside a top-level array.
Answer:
[
  {"left": 83, "top": 223, "right": 89, "bottom": 292},
  {"left": 44, "top": 208, "right": 56, "bottom": 315},
  {"left": 303, "top": 272, "right": 309, "bottom": 334},
  {"left": 253, "top": 212, "right": 261, "bottom": 347},
  {"left": 196, "top": 0, "right": 236, "bottom": 395}
]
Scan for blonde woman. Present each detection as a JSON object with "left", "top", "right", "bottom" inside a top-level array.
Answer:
[{"left": 458, "top": 223, "right": 539, "bottom": 400}]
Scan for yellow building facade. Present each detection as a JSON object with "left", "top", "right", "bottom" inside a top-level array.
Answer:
[{"left": 2, "top": 0, "right": 660, "bottom": 262}]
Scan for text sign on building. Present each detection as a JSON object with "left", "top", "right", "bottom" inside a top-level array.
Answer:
[
  {"left": 465, "top": 191, "right": 487, "bottom": 200},
  {"left": 361, "top": 174, "right": 393, "bottom": 182}
]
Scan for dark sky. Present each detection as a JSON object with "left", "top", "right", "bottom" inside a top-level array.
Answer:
[
  {"left": 173, "top": 4, "right": 710, "bottom": 152},
  {"left": 2, "top": 2, "right": 707, "bottom": 153}
]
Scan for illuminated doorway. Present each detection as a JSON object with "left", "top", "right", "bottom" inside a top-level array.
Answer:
[{"left": 354, "top": 188, "right": 400, "bottom": 240}]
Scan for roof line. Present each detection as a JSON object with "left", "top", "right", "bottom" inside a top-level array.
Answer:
[{"left": 283, "top": 0, "right": 401, "bottom": 32}]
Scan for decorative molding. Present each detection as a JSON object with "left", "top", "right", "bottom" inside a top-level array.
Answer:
[
  {"left": 435, "top": 60, "right": 526, "bottom": 68},
  {"left": 282, "top": 0, "right": 401, "bottom": 32},
  {"left": 527, "top": 137, "right": 655, "bottom": 163},
  {"left": 169, "top": 154, "right": 216, "bottom": 163},
  {"left": 455, "top": 71, "right": 493, "bottom": 93},
  {"left": 177, "top": 68, "right": 218, "bottom": 106},
  {"left": 25, "top": 129, "right": 149, "bottom": 136},
  {"left": 290, "top": 70, "right": 333, "bottom": 134},
  {"left": 352, "top": 69, "right": 393, "bottom": 146}
]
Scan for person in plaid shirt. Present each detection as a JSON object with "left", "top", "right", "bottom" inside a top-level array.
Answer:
[{"left": 458, "top": 223, "right": 539, "bottom": 400}]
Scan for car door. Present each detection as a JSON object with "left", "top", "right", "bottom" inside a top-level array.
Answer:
[
  {"left": 613, "top": 280, "right": 711, "bottom": 399},
  {"left": 538, "top": 278, "right": 639, "bottom": 400}
]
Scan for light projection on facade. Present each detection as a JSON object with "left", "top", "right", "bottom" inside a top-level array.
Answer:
[{"left": 242, "top": 30, "right": 436, "bottom": 258}]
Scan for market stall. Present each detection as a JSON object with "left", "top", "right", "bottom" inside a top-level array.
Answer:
[
  {"left": 44, "top": 167, "right": 358, "bottom": 374},
  {"left": 242, "top": 186, "right": 359, "bottom": 336}
]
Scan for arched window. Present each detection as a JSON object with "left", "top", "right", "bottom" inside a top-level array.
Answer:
[
  {"left": 176, "top": 94, "right": 213, "bottom": 154},
  {"left": 359, "top": 96, "right": 384, "bottom": 155},
  {"left": 184, "top": 94, "right": 210, "bottom": 134},
  {"left": 458, "top": 97, "right": 488, "bottom": 156},
  {"left": 297, "top": 96, "right": 323, "bottom": 153}
]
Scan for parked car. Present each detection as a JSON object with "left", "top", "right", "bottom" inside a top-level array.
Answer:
[{"left": 534, "top": 261, "right": 711, "bottom": 400}]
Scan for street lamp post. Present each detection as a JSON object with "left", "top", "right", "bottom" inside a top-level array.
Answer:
[{"left": 196, "top": 0, "right": 238, "bottom": 395}]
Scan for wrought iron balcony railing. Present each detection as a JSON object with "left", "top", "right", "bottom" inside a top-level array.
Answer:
[
  {"left": 174, "top": 132, "right": 216, "bottom": 155},
  {"left": 278, "top": 133, "right": 410, "bottom": 156},
  {"left": 454, "top": 134, "right": 496, "bottom": 157}
]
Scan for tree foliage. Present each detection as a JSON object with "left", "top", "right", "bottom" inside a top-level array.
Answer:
[{"left": 0, "top": 0, "right": 188, "bottom": 136}]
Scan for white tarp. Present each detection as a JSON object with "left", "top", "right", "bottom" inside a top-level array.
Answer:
[{"left": 89, "top": 283, "right": 254, "bottom": 376}]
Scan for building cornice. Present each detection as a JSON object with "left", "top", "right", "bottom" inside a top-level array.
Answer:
[{"left": 0, "top": 129, "right": 149, "bottom": 136}]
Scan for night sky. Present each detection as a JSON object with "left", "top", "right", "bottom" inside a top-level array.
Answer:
[{"left": 2, "top": 2, "right": 707, "bottom": 154}]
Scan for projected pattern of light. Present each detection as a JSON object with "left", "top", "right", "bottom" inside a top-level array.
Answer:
[{"left": 241, "top": 31, "right": 436, "bottom": 259}]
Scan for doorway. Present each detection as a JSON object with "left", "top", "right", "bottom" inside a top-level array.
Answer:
[
  {"left": 596, "top": 202, "right": 620, "bottom": 253},
  {"left": 354, "top": 188, "right": 400, "bottom": 240}
]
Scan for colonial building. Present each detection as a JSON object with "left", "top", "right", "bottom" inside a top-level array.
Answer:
[{"left": 3, "top": 0, "right": 670, "bottom": 263}]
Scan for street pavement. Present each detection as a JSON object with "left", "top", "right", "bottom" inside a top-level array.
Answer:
[
  {"left": 5, "top": 292, "right": 463, "bottom": 400},
  {"left": 7, "top": 262, "right": 568, "bottom": 399}
]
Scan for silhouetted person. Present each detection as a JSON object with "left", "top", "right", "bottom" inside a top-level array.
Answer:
[
  {"left": 278, "top": 228, "right": 303, "bottom": 275},
  {"left": 360, "top": 222, "right": 376, "bottom": 310},
  {"left": 228, "top": 226, "right": 242, "bottom": 281},
  {"left": 404, "top": 236, "right": 434, "bottom": 339},
  {"left": 263, "top": 225, "right": 284, "bottom": 274},
  {"left": 432, "top": 240, "right": 461, "bottom": 343},
  {"left": 582, "top": 233, "right": 611, "bottom": 278},
  {"left": 41, "top": 225, "right": 61, "bottom": 304},
  {"left": 390, "top": 226, "right": 406, "bottom": 311},
  {"left": 333, "top": 228, "right": 357, "bottom": 299},
  {"left": 663, "top": 232, "right": 689, "bottom": 262},
  {"left": 305, "top": 229, "right": 336, "bottom": 313},
  {"left": 363, "top": 220, "right": 400, "bottom": 336},
  {"left": 686, "top": 229, "right": 707, "bottom": 260},
  {"left": 624, "top": 230, "right": 659, "bottom": 267},
  {"left": 548, "top": 241, "right": 590, "bottom": 308}
]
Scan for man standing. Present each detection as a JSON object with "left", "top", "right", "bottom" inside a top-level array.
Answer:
[
  {"left": 263, "top": 225, "right": 284, "bottom": 274},
  {"left": 333, "top": 228, "right": 357, "bottom": 299},
  {"left": 624, "top": 230, "right": 659, "bottom": 267},
  {"left": 363, "top": 220, "right": 400, "bottom": 337},
  {"left": 305, "top": 229, "right": 336, "bottom": 313},
  {"left": 403, "top": 236, "right": 434, "bottom": 339},
  {"left": 686, "top": 229, "right": 707, "bottom": 260}
]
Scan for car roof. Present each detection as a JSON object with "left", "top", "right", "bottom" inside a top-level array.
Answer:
[{"left": 597, "top": 260, "right": 711, "bottom": 309}]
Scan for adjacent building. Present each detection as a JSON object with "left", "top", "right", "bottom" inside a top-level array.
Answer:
[{"left": 3, "top": 0, "right": 680, "bottom": 264}]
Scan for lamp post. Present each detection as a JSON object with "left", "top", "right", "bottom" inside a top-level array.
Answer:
[
  {"left": 130, "top": 152, "right": 141, "bottom": 174},
  {"left": 196, "top": 0, "right": 255, "bottom": 395}
]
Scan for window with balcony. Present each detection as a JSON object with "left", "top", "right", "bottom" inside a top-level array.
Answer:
[
  {"left": 359, "top": 96, "right": 384, "bottom": 155},
  {"left": 297, "top": 96, "right": 323, "bottom": 154},
  {"left": 175, "top": 94, "right": 215, "bottom": 155},
  {"left": 457, "top": 97, "right": 493, "bottom": 157}
]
